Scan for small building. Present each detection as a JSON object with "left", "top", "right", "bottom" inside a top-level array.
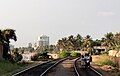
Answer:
[
  {"left": 93, "top": 46, "right": 107, "bottom": 54},
  {"left": 21, "top": 52, "right": 36, "bottom": 61}
]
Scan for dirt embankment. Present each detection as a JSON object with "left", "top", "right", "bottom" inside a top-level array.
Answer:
[{"left": 92, "top": 55, "right": 120, "bottom": 76}]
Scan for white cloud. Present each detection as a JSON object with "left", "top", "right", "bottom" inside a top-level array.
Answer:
[{"left": 97, "top": 11, "right": 115, "bottom": 16}]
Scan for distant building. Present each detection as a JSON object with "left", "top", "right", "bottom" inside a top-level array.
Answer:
[
  {"left": 28, "top": 43, "right": 32, "bottom": 48},
  {"left": 33, "top": 42, "right": 37, "bottom": 50},
  {"left": 38, "top": 35, "right": 49, "bottom": 47}
]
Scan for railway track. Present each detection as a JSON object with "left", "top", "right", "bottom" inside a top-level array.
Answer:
[
  {"left": 43, "top": 58, "right": 76, "bottom": 76},
  {"left": 74, "top": 58, "right": 103, "bottom": 76},
  {"left": 12, "top": 58, "right": 66, "bottom": 76},
  {"left": 12, "top": 57, "right": 103, "bottom": 76}
]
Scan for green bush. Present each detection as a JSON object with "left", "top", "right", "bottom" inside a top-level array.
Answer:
[
  {"left": 13, "top": 52, "right": 23, "bottom": 62},
  {"left": 70, "top": 52, "right": 80, "bottom": 57},
  {"left": 59, "top": 51, "right": 70, "bottom": 58},
  {"left": 100, "top": 59, "right": 116, "bottom": 67}
]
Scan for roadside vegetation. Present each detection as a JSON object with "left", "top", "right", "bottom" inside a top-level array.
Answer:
[
  {"left": 92, "top": 54, "right": 120, "bottom": 76},
  {"left": 57, "top": 32, "right": 120, "bottom": 54},
  {"left": 70, "top": 51, "right": 81, "bottom": 57},
  {"left": 31, "top": 51, "right": 51, "bottom": 61},
  {"left": 0, "top": 60, "right": 28, "bottom": 76},
  {"left": 59, "top": 51, "right": 70, "bottom": 58},
  {"left": 59, "top": 51, "right": 81, "bottom": 58},
  {"left": 93, "top": 54, "right": 116, "bottom": 67}
]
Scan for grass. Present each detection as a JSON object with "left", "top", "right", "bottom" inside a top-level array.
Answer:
[
  {"left": 92, "top": 54, "right": 116, "bottom": 67},
  {"left": 92, "top": 54, "right": 118, "bottom": 76},
  {"left": 0, "top": 60, "right": 27, "bottom": 76}
]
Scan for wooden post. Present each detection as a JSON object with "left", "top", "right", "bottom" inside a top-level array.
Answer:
[{"left": 0, "top": 44, "right": 3, "bottom": 60}]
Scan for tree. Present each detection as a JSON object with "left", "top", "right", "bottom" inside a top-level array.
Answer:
[
  {"left": 74, "top": 34, "right": 83, "bottom": 50},
  {"left": 114, "top": 33, "right": 120, "bottom": 50},
  {"left": 12, "top": 48, "right": 22, "bottom": 62},
  {"left": 81, "top": 35, "right": 93, "bottom": 53},
  {"left": 67, "top": 35, "right": 75, "bottom": 51},
  {"left": 101, "top": 32, "right": 114, "bottom": 50},
  {"left": 0, "top": 30, "right": 3, "bottom": 44},
  {"left": 93, "top": 39, "right": 101, "bottom": 46},
  {"left": 1, "top": 29, "right": 17, "bottom": 60},
  {"left": 57, "top": 37, "right": 68, "bottom": 51},
  {"left": 57, "top": 34, "right": 84, "bottom": 51},
  {"left": 57, "top": 35, "right": 82, "bottom": 51}
]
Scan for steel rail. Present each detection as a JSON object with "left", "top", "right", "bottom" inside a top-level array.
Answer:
[
  {"left": 74, "top": 57, "right": 80, "bottom": 76},
  {"left": 74, "top": 57, "right": 103, "bottom": 76},
  {"left": 40, "top": 58, "right": 67, "bottom": 76},
  {"left": 90, "top": 66, "right": 103, "bottom": 76},
  {"left": 12, "top": 61, "right": 52, "bottom": 76}
]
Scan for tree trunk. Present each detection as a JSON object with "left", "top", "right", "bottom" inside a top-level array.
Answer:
[{"left": 0, "top": 44, "right": 3, "bottom": 60}]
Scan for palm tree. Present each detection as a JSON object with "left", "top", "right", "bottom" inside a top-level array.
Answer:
[
  {"left": 81, "top": 35, "right": 93, "bottom": 52},
  {"left": 1, "top": 29, "right": 17, "bottom": 60},
  {"left": 101, "top": 32, "right": 114, "bottom": 50},
  {"left": 75, "top": 34, "right": 83, "bottom": 50},
  {"left": 113, "top": 32, "right": 120, "bottom": 50},
  {"left": 67, "top": 35, "right": 75, "bottom": 51},
  {"left": 93, "top": 39, "right": 101, "bottom": 46},
  {"left": 57, "top": 37, "right": 68, "bottom": 51}
]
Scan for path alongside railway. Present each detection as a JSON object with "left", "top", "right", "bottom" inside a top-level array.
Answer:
[
  {"left": 45, "top": 59, "right": 76, "bottom": 76},
  {"left": 91, "top": 63, "right": 111, "bottom": 76}
]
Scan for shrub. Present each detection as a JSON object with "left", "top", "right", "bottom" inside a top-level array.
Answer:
[
  {"left": 100, "top": 59, "right": 116, "bottom": 67},
  {"left": 59, "top": 51, "right": 70, "bottom": 58},
  {"left": 93, "top": 54, "right": 117, "bottom": 67},
  {"left": 40, "top": 52, "right": 49, "bottom": 59},
  {"left": 70, "top": 52, "right": 80, "bottom": 57},
  {"left": 13, "top": 52, "right": 23, "bottom": 62}
]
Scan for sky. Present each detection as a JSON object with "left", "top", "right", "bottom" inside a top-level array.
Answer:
[{"left": 0, "top": 0, "right": 120, "bottom": 47}]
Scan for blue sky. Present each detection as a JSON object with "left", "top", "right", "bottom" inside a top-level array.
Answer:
[{"left": 0, "top": 0, "right": 120, "bottom": 47}]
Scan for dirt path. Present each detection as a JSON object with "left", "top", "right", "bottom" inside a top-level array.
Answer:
[{"left": 45, "top": 59, "right": 76, "bottom": 76}]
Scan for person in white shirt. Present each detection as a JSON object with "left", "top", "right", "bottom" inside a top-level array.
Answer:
[{"left": 84, "top": 53, "right": 91, "bottom": 67}]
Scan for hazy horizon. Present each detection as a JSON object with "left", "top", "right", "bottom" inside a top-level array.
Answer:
[{"left": 0, "top": 0, "right": 120, "bottom": 47}]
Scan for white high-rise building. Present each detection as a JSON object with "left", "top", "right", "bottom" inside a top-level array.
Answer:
[{"left": 38, "top": 35, "right": 49, "bottom": 47}]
